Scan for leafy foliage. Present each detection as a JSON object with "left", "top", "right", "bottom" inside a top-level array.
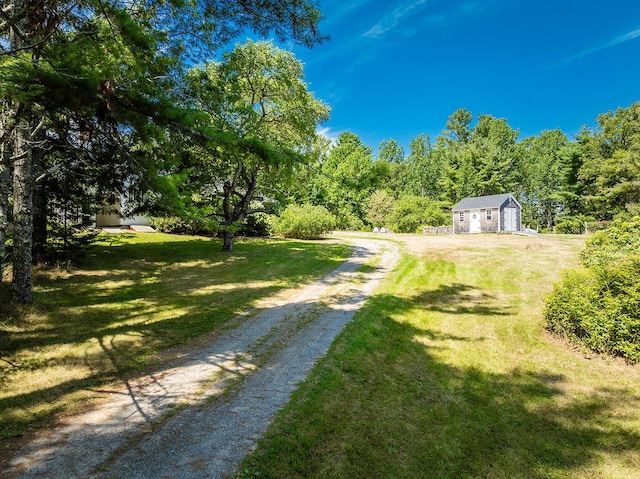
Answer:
[
  {"left": 181, "top": 40, "right": 330, "bottom": 251},
  {"left": 275, "top": 204, "right": 335, "bottom": 239},
  {"left": 545, "top": 217, "right": 640, "bottom": 362},
  {"left": 316, "top": 132, "right": 378, "bottom": 228},
  {"left": 1, "top": 0, "right": 328, "bottom": 303},
  {"left": 150, "top": 216, "right": 216, "bottom": 236},
  {"left": 43, "top": 223, "right": 100, "bottom": 264},
  {"left": 238, "top": 213, "right": 276, "bottom": 237},
  {"left": 365, "top": 189, "right": 395, "bottom": 228},
  {"left": 386, "top": 196, "right": 450, "bottom": 233}
]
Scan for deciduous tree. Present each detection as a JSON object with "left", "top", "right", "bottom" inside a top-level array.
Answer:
[{"left": 184, "top": 40, "right": 330, "bottom": 251}]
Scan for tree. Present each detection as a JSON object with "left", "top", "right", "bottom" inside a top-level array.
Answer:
[
  {"left": 1, "top": 0, "right": 327, "bottom": 303},
  {"left": 471, "top": 114, "right": 520, "bottom": 196},
  {"left": 378, "top": 139, "right": 405, "bottom": 164},
  {"left": 184, "top": 40, "right": 330, "bottom": 251},
  {"left": 386, "top": 195, "right": 450, "bottom": 233},
  {"left": 440, "top": 112, "right": 520, "bottom": 202},
  {"left": 578, "top": 103, "right": 640, "bottom": 219},
  {"left": 403, "top": 133, "right": 445, "bottom": 199},
  {"left": 519, "top": 129, "right": 569, "bottom": 229},
  {"left": 319, "top": 132, "right": 376, "bottom": 229},
  {"left": 365, "top": 189, "right": 394, "bottom": 228},
  {"left": 376, "top": 138, "right": 404, "bottom": 195},
  {"left": 444, "top": 108, "right": 473, "bottom": 144}
]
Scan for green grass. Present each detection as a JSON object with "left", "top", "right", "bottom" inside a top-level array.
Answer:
[
  {"left": 237, "top": 234, "right": 640, "bottom": 479},
  {"left": 0, "top": 233, "right": 349, "bottom": 440}
]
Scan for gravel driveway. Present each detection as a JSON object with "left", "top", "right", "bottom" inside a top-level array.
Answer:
[{"left": 5, "top": 237, "right": 400, "bottom": 479}]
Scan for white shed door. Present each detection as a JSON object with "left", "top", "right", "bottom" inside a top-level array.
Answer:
[
  {"left": 504, "top": 207, "right": 517, "bottom": 231},
  {"left": 470, "top": 210, "right": 481, "bottom": 233}
]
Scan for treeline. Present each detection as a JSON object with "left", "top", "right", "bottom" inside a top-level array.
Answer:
[
  {"left": 281, "top": 104, "right": 640, "bottom": 234},
  {"left": 2, "top": 0, "right": 639, "bottom": 307}
]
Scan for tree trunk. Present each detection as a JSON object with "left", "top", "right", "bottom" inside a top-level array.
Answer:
[
  {"left": 220, "top": 160, "right": 259, "bottom": 252},
  {"left": 222, "top": 230, "right": 235, "bottom": 252},
  {"left": 32, "top": 170, "right": 48, "bottom": 264},
  {"left": 0, "top": 116, "right": 10, "bottom": 288},
  {"left": 11, "top": 120, "right": 34, "bottom": 304},
  {"left": 8, "top": 0, "right": 38, "bottom": 304}
]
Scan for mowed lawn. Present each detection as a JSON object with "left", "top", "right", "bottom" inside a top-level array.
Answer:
[
  {"left": 0, "top": 233, "right": 349, "bottom": 442},
  {"left": 237, "top": 234, "right": 640, "bottom": 479}
]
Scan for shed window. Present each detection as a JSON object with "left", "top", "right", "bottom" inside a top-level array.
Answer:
[
  {"left": 486, "top": 209, "right": 492, "bottom": 220},
  {"left": 459, "top": 211, "right": 465, "bottom": 222}
]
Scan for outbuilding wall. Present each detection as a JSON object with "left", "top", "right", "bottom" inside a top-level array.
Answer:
[{"left": 499, "top": 197, "right": 522, "bottom": 232}]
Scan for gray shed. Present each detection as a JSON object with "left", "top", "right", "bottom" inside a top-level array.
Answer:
[{"left": 452, "top": 193, "right": 522, "bottom": 234}]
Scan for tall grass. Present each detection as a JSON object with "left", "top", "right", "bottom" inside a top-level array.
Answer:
[
  {"left": 238, "top": 235, "right": 640, "bottom": 479},
  {"left": 0, "top": 233, "right": 348, "bottom": 440}
]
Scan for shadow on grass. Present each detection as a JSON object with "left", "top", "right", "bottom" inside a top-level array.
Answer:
[
  {"left": 3, "top": 238, "right": 345, "bottom": 351},
  {"left": 0, "top": 236, "right": 348, "bottom": 439},
  {"left": 245, "top": 288, "right": 640, "bottom": 478},
  {"left": 414, "top": 282, "right": 515, "bottom": 316}
]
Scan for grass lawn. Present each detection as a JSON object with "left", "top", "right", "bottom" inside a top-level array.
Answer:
[
  {"left": 0, "top": 233, "right": 349, "bottom": 442},
  {"left": 237, "top": 234, "right": 640, "bottom": 479}
]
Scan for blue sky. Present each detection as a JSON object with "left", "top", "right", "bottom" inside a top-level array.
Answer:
[{"left": 285, "top": 0, "right": 640, "bottom": 154}]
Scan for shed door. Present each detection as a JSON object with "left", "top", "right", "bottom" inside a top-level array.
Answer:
[
  {"left": 504, "top": 207, "right": 517, "bottom": 231},
  {"left": 470, "top": 210, "right": 481, "bottom": 233}
]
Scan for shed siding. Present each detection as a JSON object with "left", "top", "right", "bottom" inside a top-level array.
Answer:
[
  {"left": 454, "top": 211, "right": 470, "bottom": 233},
  {"left": 481, "top": 208, "right": 499, "bottom": 232},
  {"left": 452, "top": 193, "right": 522, "bottom": 234}
]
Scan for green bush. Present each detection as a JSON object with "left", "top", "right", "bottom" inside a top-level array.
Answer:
[
  {"left": 44, "top": 223, "right": 100, "bottom": 264},
  {"left": 237, "top": 212, "right": 275, "bottom": 237},
  {"left": 149, "top": 215, "right": 215, "bottom": 236},
  {"left": 554, "top": 215, "right": 591, "bottom": 234},
  {"left": 387, "top": 196, "right": 450, "bottom": 233},
  {"left": 545, "top": 217, "right": 640, "bottom": 362},
  {"left": 334, "top": 212, "right": 365, "bottom": 231},
  {"left": 581, "top": 218, "right": 640, "bottom": 268},
  {"left": 275, "top": 204, "right": 336, "bottom": 239}
]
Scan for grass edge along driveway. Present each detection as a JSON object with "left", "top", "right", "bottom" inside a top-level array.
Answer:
[
  {"left": 236, "top": 233, "right": 640, "bottom": 479},
  {"left": 0, "top": 233, "right": 350, "bottom": 444}
]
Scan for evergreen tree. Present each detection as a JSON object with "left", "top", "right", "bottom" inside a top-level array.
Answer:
[{"left": 0, "top": 0, "right": 326, "bottom": 303}]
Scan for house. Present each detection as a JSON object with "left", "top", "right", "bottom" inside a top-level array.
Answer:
[
  {"left": 452, "top": 193, "right": 522, "bottom": 234},
  {"left": 95, "top": 195, "right": 151, "bottom": 229}
]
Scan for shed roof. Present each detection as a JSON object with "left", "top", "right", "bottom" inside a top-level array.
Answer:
[{"left": 452, "top": 193, "right": 517, "bottom": 211}]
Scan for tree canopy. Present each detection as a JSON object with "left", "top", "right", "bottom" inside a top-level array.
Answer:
[{"left": 0, "top": 0, "right": 327, "bottom": 303}]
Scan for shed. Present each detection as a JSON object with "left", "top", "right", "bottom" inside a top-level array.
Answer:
[{"left": 452, "top": 193, "right": 522, "bottom": 234}]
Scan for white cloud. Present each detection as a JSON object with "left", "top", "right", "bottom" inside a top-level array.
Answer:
[
  {"left": 320, "top": 0, "right": 379, "bottom": 28},
  {"left": 364, "top": 0, "right": 431, "bottom": 38},
  {"left": 563, "top": 28, "right": 640, "bottom": 63},
  {"left": 317, "top": 126, "right": 342, "bottom": 146}
]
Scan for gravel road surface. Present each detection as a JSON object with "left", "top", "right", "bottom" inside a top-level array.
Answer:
[{"left": 5, "top": 237, "right": 400, "bottom": 479}]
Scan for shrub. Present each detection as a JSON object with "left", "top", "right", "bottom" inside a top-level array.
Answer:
[
  {"left": 580, "top": 218, "right": 640, "bottom": 268},
  {"left": 44, "top": 222, "right": 100, "bottom": 264},
  {"left": 387, "top": 196, "right": 450, "bottom": 233},
  {"left": 149, "top": 215, "right": 215, "bottom": 236},
  {"left": 237, "top": 212, "right": 275, "bottom": 237},
  {"left": 554, "top": 215, "right": 592, "bottom": 234},
  {"left": 275, "top": 204, "right": 336, "bottom": 239},
  {"left": 334, "top": 212, "right": 365, "bottom": 231},
  {"left": 545, "top": 217, "right": 640, "bottom": 362}
]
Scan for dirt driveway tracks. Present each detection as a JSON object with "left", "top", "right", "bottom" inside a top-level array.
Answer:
[{"left": 5, "top": 236, "right": 400, "bottom": 479}]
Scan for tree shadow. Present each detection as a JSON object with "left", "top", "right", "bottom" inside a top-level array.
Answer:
[
  {"left": 412, "top": 282, "right": 514, "bottom": 316},
  {"left": 0, "top": 236, "right": 347, "bottom": 441},
  {"left": 2, "top": 238, "right": 345, "bottom": 351},
  {"left": 248, "top": 289, "right": 640, "bottom": 478}
]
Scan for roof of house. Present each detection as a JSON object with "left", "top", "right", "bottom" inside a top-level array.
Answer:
[{"left": 452, "top": 193, "right": 517, "bottom": 211}]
